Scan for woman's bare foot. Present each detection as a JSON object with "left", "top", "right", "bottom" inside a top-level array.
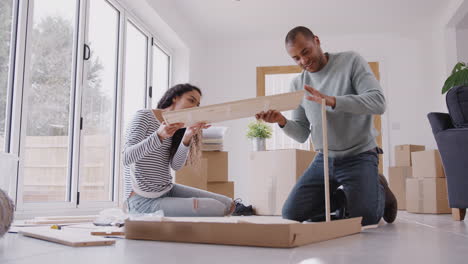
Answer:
[{"left": 227, "top": 201, "right": 236, "bottom": 215}]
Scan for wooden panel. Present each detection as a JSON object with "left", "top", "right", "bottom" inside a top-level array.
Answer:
[
  {"left": 20, "top": 228, "right": 116, "bottom": 247},
  {"left": 257, "top": 62, "right": 383, "bottom": 174},
  {"left": 162, "top": 91, "right": 305, "bottom": 126}
]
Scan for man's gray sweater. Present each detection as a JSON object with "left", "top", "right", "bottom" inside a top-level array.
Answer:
[{"left": 281, "top": 51, "right": 386, "bottom": 158}]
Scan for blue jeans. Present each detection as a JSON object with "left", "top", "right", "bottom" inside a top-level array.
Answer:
[
  {"left": 282, "top": 150, "right": 385, "bottom": 226},
  {"left": 127, "top": 184, "right": 233, "bottom": 217}
]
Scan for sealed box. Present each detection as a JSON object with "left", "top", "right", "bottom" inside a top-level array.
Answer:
[
  {"left": 411, "top": 150, "right": 445, "bottom": 178},
  {"left": 207, "top": 181, "right": 234, "bottom": 199},
  {"left": 406, "top": 178, "right": 450, "bottom": 214},
  {"left": 175, "top": 159, "right": 208, "bottom": 190},
  {"left": 202, "top": 151, "right": 228, "bottom": 182},
  {"left": 389, "top": 166, "right": 412, "bottom": 210},
  {"left": 247, "top": 149, "right": 315, "bottom": 215},
  {"left": 394, "top": 144, "right": 425, "bottom": 166}
]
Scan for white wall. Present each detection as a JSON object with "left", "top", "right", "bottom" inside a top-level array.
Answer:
[
  {"left": 190, "top": 30, "right": 449, "bottom": 203},
  {"left": 119, "top": 0, "right": 204, "bottom": 85},
  {"left": 456, "top": 29, "right": 468, "bottom": 61}
]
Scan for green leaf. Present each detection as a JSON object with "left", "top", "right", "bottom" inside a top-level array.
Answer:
[
  {"left": 442, "top": 66, "right": 468, "bottom": 94},
  {"left": 246, "top": 121, "right": 273, "bottom": 139}
]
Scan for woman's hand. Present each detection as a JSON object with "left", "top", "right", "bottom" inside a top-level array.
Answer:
[
  {"left": 157, "top": 122, "right": 184, "bottom": 141},
  {"left": 182, "top": 122, "right": 211, "bottom": 146}
]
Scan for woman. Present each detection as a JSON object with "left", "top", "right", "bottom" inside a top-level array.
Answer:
[{"left": 123, "top": 83, "right": 234, "bottom": 216}]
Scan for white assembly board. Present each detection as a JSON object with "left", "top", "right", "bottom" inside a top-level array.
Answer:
[{"left": 162, "top": 90, "right": 305, "bottom": 126}]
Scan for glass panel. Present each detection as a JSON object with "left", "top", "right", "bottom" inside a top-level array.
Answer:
[
  {"left": 122, "top": 21, "right": 147, "bottom": 132},
  {"left": 151, "top": 45, "right": 169, "bottom": 108},
  {"left": 0, "top": 0, "right": 15, "bottom": 151},
  {"left": 265, "top": 73, "right": 310, "bottom": 151},
  {"left": 22, "top": 0, "right": 77, "bottom": 202},
  {"left": 79, "top": 0, "right": 119, "bottom": 202}
]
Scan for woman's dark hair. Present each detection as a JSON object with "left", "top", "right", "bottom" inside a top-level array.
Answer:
[{"left": 157, "top": 83, "right": 202, "bottom": 159}]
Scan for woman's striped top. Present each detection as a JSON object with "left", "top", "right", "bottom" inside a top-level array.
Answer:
[{"left": 123, "top": 109, "right": 190, "bottom": 199}]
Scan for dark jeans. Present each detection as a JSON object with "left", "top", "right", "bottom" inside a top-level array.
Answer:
[{"left": 282, "top": 149, "right": 385, "bottom": 226}]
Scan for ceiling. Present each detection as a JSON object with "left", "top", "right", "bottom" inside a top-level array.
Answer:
[{"left": 157, "top": 0, "right": 449, "bottom": 40}]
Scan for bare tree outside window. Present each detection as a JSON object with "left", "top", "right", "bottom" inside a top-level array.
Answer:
[{"left": 22, "top": 0, "right": 107, "bottom": 202}]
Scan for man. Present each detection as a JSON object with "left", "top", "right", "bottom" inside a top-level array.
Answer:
[{"left": 256, "top": 26, "right": 397, "bottom": 225}]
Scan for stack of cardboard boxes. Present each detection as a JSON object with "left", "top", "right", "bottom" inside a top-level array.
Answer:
[
  {"left": 247, "top": 149, "right": 316, "bottom": 215},
  {"left": 175, "top": 151, "right": 234, "bottom": 199},
  {"left": 389, "top": 144, "right": 425, "bottom": 210},
  {"left": 406, "top": 149, "right": 450, "bottom": 214}
]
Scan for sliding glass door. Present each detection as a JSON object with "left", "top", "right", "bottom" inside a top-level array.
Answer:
[
  {"left": 78, "top": 0, "right": 120, "bottom": 202},
  {"left": 20, "top": 0, "right": 78, "bottom": 203}
]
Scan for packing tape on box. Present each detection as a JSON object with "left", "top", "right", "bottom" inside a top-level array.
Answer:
[{"left": 417, "top": 180, "right": 424, "bottom": 212}]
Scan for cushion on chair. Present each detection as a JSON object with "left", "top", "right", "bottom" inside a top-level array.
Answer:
[{"left": 446, "top": 85, "right": 468, "bottom": 128}]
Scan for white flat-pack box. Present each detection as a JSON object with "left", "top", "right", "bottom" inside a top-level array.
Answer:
[
  {"left": 406, "top": 178, "right": 450, "bottom": 214},
  {"left": 247, "top": 149, "right": 315, "bottom": 215},
  {"left": 411, "top": 150, "right": 445, "bottom": 179}
]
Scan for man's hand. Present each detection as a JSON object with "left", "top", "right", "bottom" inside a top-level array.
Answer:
[
  {"left": 304, "top": 85, "right": 336, "bottom": 108},
  {"left": 255, "top": 110, "right": 287, "bottom": 127},
  {"left": 182, "top": 122, "right": 211, "bottom": 146},
  {"left": 157, "top": 122, "right": 184, "bottom": 141}
]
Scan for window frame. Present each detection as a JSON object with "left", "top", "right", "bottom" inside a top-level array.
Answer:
[{"left": 9, "top": 0, "right": 175, "bottom": 217}]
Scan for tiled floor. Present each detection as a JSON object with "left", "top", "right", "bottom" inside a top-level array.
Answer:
[{"left": 1, "top": 211, "right": 467, "bottom": 264}]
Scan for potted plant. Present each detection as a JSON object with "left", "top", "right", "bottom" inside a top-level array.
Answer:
[
  {"left": 246, "top": 120, "right": 272, "bottom": 151},
  {"left": 442, "top": 62, "right": 468, "bottom": 94}
]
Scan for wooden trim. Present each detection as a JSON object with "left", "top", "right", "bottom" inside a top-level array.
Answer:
[{"left": 257, "top": 66, "right": 301, "bottom": 96}]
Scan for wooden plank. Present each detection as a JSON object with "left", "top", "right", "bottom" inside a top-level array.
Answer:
[
  {"left": 20, "top": 227, "right": 116, "bottom": 247},
  {"left": 25, "top": 219, "right": 95, "bottom": 225},
  {"left": 162, "top": 90, "right": 305, "bottom": 126},
  {"left": 321, "top": 99, "right": 331, "bottom": 222}
]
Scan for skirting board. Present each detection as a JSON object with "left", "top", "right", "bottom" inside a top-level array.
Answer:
[{"left": 162, "top": 90, "right": 305, "bottom": 126}]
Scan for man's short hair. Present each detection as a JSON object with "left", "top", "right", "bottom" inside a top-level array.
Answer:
[{"left": 285, "top": 26, "right": 315, "bottom": 44}]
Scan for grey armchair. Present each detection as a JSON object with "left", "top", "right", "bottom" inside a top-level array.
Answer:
[{"left": 428, "top": 85, "right": 468, "bottom": 221}]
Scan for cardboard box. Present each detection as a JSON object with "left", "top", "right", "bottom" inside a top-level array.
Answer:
[
  {"left": 406, "top": 178, "right": 450, "bottom": 214},
  {"left": 247, "top": 149, "right": 315, "bottom": 215},
  {"left": 207, "top": 181, "right": 234, "bottom": 199},
  {"left": 202, "top": 151, "right": 228, "bottom": 182},
  {"left": 389, "top": 166, "right": 412, "bottom": 210},
  {"left": 394, "top": 144, "right": 425, "bottom": 166},
  {"left": 175, "top": 159, "right": 208, "bottom": 190},
  {"left": 125, "top": 216, "right": 362, "bottom": 248},
  {"left": 411, "top": 150, "right": 445, "bottom": 178}
]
